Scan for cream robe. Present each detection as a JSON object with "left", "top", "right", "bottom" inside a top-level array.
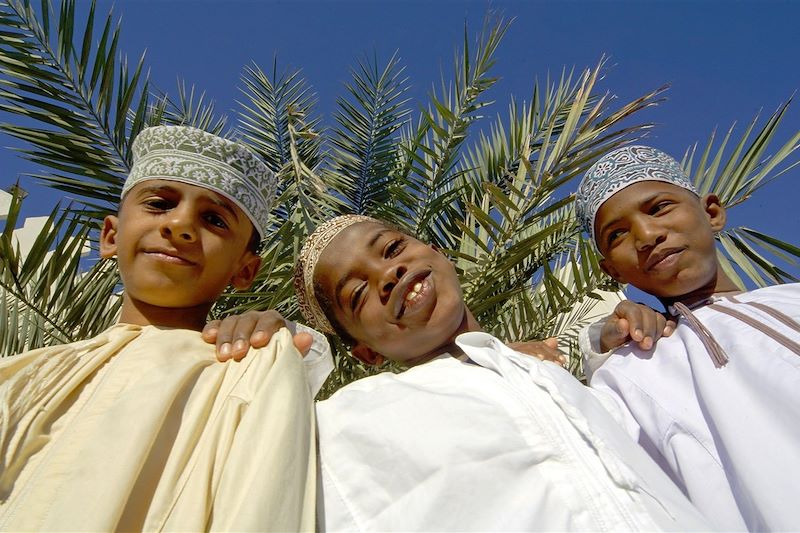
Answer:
[
  {"left": 316, "top": 331, "right": 710, "bottom": 532},
  {"left": 580, "top": 283, "right": 800, "bottom": 532},
  {"left": 0, "top": 324, "right": 317, "bottom": 531}
]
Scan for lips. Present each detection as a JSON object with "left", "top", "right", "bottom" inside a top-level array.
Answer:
[
  {"left": 143, "top": 247, "right": 197, "bottom": 266},
  {"left": 391, "top": 269, "right": 433, "bottom": 319},
  {"left": 645, "top": 247, "right": 684, "bottom": 271}
]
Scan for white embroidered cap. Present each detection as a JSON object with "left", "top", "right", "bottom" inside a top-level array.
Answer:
[
  {"left": 123, "top": 125, "right": 276, "bottom": 240},
  {"left": 576, "top": 145, "right": 697, "bottom": 246}
]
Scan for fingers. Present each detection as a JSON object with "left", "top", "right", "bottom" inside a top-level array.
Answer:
[
  {"left": 507, "top": 340, "right": 567, "bottom": 367},
  {"left": 603, "top": 300, "right": 675, "bottom": 352},
  {"left": 664, "top": 317, "right": 677, "bottom": 337},
  {"left": 201, "top": 320, "right": 222, "bottom": 343},
  {"left": 600, "top": 315, "right": 631, "bottom": 352},
  {"left": 211, "top": 310, "right": 288, "bottom": 362},
  {"left": 293, "top": 332, "right": 313, "bottom": 357},
  {"left": 248, "top": 310, "right": 288, "bottom": 349}
]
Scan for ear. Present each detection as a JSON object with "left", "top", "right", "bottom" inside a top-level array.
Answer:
[
  {"left": 230, "top": 253, "right": 261, "bottom": 290},
  {"left": 701, "top": 193, "right": 726, "bottom": 232},
  {"left": 599, "top": 257, "right": 627, "bottom": 284},
  {"left": 352, "top": 342, "right": 385, "bottom": 367},
  {"left": 99, "top": 215, "right": 119, "bottom": 259}
]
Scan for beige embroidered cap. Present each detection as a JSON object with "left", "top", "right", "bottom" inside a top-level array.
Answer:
[
  {"left": 123, "top": 125, "right": 276, "bottom": 240},
  {"left": 294, "top": 214, "right": 378, "bottom": 333}
]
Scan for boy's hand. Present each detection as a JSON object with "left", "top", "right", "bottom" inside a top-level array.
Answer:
[
  {"left": 600, "top": 301, "right": 677, "bottom": 352},
  {"left": 202, "top": 310, "right": 314, "bottom": 361},
  {"left": 507, "top": 337, "right": 567, "bottom": 367}
]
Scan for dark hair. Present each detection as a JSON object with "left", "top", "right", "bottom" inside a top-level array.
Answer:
[{"left": 246, "top": 224, "right": 262, "bottom": 254}]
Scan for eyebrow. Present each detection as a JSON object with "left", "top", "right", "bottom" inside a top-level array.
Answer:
[{"left": 333, "top": 227, "right": 390, "bottom": 312}]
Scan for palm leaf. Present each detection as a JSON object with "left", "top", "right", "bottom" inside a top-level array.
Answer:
[
  {"left": 682, "top": 101, "right": 800, "bottom": 287},
  {"left": 0, "top": 191, "right": 120, "bottom": 356},
  {"left": 326, "top": 51, "right": 411, "bottom": 223},
  {"left": 0, "top": 0, "right": 152, "bottom": 223}
]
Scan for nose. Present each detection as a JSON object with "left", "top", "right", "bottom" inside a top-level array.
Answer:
[
  {"left": 632, "top": 217, "right": 666, "bottom": 251},
  {"left": 160, "top": 205, "right": 197, "bottom": 243},
  {"left": 379, "top": 263, "right": 407, "bottom": 304}
]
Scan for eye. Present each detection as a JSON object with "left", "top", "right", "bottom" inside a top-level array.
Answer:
[
  {"left": 204, "top": 211, "right": 229, "bottom": 229},
  {"left": 650, "top": 200, "right": 673, "bottom": 215},
  {"left": 142, "top": 197, "right": 173, "bottom": 211},
  {"left": 607, "top": 228, "right": 626, "bottom": 247},
  {"left": 350, "top": 282, "right": 366, "bottom": 311},
  {"left": 384, "top": 238, "right": 406, "bottom": 259}
]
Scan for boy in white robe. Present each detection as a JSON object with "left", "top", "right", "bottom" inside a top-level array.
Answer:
[
  {"left": 293, "top": 214, "right": 710, "bottom": 531},
  {"left": 0, "top": 125, "right": 332, "bottom": 531},
  {"left": 575, "top": 145, "right": 800, "bottom": 531}
]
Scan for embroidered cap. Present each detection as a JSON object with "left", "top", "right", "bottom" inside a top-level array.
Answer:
[
  {"left": 576, "top": 145, "right": 697, "bottom": 246},
  {"left": 123, "top": 125, "right": 276, "bottom": 240},
  {"left": 294, "top": 215, "right": 378, "bottom": 333}
]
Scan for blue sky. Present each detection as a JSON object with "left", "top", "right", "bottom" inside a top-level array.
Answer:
[{"left": 1, "top": 0, "right": 799, "bottom": 281}]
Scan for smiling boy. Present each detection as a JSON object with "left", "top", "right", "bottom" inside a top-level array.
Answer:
[
  {"left": 0, "top": 126, "right": 330, "bottom": 531},
  {"left": 294, "top": 214, "right": 709, "bottom": 531},
  {"left": 576, "top": 145, "right": 800, "bottom": 531}
]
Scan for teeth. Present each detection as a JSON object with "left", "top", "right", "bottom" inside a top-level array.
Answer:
[
  {"left": 413, "top": 282, "right": 422, "bottom": 292},
  {"left": 406, "top": 291, "right": 418, "bottom": 301}
]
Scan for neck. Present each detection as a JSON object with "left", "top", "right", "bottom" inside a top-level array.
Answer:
[
  {"left": 404, "top": 307, "right": 482, "bottom": 367},
  {"left": 658, "top": 267, "right": 741, "bottom": 309},
  {"left": 117, "top": 294, "right": 212, "bottom": 331}
]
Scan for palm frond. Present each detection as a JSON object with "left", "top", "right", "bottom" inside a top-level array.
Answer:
[
  {"left": 0, "top": 0, "right": 151, "bottom": 222},
  {"left": 682, "top": 101, "right": 800, "bottom": 286},
  {"left": 453, "top": 60, "right": 664, "bottom": 329},
  {"left": 401, "top": 16, "right": 512, "bottom": 248},
  {"left": 0, "top": 191, "right": 120, "bottom": 356},
  {"left": 326, "top": 51, "right": 411, "bottom": 223},
  {"left": 156, "top": 79, "right": 228, "bottom": 134}
]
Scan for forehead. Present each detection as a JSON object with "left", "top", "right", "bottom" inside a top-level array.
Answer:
[{"left": 315, "top": 221, "right": 391, "bottom": 278}]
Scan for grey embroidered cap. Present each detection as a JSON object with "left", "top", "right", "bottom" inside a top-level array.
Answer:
[
  {"left": 576, "top": 145, "right": 697, "bottom": 245},
  {"left": 123, "top": 125, "right": 276, "bottom": 240}
]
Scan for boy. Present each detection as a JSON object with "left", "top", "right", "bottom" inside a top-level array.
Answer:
[
  {"left": 293, "top": 214, "right": 710, "bottom": 531},
  {"left": 0, "top": 125, "right": 331, "bottom": 531},
  {"left": 576, "top": 145, "right": 800, "bottom": 531}
]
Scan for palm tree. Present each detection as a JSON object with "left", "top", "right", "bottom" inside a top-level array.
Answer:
[{"left": 1, "top": 0, "right": 798, "bottom": 397}]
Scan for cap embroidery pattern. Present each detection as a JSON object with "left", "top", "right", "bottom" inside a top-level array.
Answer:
[
  {"left": 124, "top": 125, "right": 276, "bottom": 240},
  {"left": 576, "top": 145, "right": 697, "bottom": 245}
]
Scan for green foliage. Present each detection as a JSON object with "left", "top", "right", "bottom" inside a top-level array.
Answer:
[
  {"left": 1, "top": 1, "right": 798, "bottom": 396},
  {"left": 680, "top": 101, "right": 800, "bottom": 287},
  {"left": 0, "top": 189, "right": 120, "bottom": 354}
]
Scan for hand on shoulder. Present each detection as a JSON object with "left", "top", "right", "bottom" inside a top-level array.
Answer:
[
  {"left": 600, "top": 300, "right": 676, "bottom": 352},
  {"left": 507, "top": 337, "right": 567, "bottom": 366},
  {"left": 202, "top": 310, "right": 314, "bottom": 361}
]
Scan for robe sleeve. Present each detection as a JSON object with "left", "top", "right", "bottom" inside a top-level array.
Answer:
[
  {"left": 579, "top": 317, "right": 617, "bottom": 381},
  {"left": 285, "top": 320, "right": 334, "bottom": 397}
]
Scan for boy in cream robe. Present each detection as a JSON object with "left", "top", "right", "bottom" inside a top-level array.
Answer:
[
  {"left": 0, "top": 126, "right": 331, "bottom": 531},
  {"left": 575, "top": 145, "right": 800, "bottom": 531},
  {"left": 292, "top": 215, "right": 710, "bottom": 531}
]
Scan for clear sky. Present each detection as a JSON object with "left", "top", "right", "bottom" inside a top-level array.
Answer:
[{"left": 1, "top": 0, "right": 799, "bottom": 279}]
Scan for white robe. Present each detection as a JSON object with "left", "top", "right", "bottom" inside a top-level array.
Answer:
[
  {"left": 0, "top": 323, "right": 332, "bottom": 531},
  {"left": 316, "top": 331, "right": 709, "bottom": 532},
  {"left": 580, "top": 283, "right": 800, "bottom": 532}
]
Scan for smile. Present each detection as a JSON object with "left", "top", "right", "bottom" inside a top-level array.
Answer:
[
  {"left": 144, "top": 249, "right": 196, "bottom": 266},
  {"left": 393, "top": 270, "right": 433, "bottom": 319}
]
